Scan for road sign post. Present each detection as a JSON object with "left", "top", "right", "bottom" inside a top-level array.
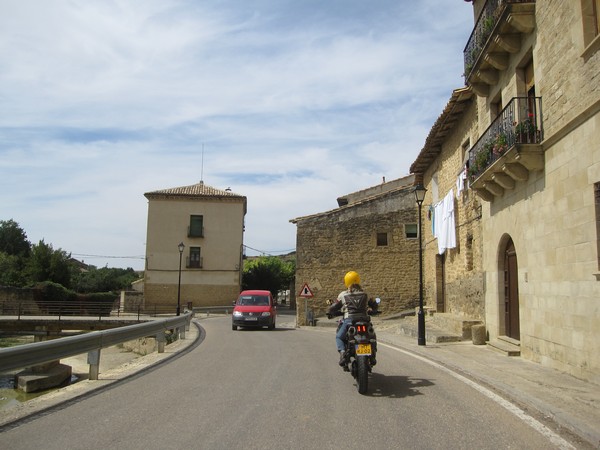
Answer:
[{"left": 298, "top": 283, "right": 314, "bottom": 325}]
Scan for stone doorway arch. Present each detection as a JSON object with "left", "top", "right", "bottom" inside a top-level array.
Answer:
[{"left": 498, "top": 235, "right": 520, "bottom": 340}]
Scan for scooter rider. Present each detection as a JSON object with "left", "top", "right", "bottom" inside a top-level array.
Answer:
[{"left": 327, "top": 271, "right": 378, "bottom": 366}]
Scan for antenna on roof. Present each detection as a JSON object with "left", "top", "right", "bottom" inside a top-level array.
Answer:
[{"left": 200, "top": 143, "right": 204, "bottom": 183}]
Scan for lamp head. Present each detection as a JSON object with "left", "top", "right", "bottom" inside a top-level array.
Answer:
[{"left": 414, "top": 184, "right": 427, "bottom": 204}]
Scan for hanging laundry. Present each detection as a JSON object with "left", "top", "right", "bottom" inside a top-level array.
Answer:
[
  {"left": 433, "top": 189, "right": 457, "bottom": 255},
  {"left": 456, "top": 168, "right": 467, "bottom": 196}
]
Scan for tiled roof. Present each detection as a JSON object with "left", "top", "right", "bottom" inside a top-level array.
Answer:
[
  {"left": 410, "top": 87, "right": 473, "bottom": 175},
  {"left": 144, "top": 181, "right": 245, "bottom": 199},
  {"left": 290, "top": 180, "right": 414, "bottom": 224}
]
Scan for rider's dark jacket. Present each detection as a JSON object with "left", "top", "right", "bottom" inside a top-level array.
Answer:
[{"left": 328, "top": 291, "right": 376, "bottom": 320}]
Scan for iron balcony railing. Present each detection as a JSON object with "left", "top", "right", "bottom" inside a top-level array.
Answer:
[
  {"left": 463, "top": 0, "right": 535, "bottom": 80},
  {"left": 468, "top": 96, "right": 543, "bottom": 180},
  {"left": 186, "top": 256, "right": 203, "bottom": 268}
]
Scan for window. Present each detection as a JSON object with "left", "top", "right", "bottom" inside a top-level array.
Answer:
[
  {"left": 491, "top": 93, "right": 503, "bottom": 122},
  {"left": 189, "top": 215, "right": 204, "bottom": 237},
  {"left": 524, "top": 60, "right": 535, "bottom": 98},
  {"left": 188, "top": 246, "right": 202, "bottom": 268},
  {"left": 405, "top": 224, "right": 418, "bottom": 239},
  {"left": 376, "top": 232, "right": 388, "bottom": 246},
  {"left": 432, "top": 173, "right": 439, "bottom": 204},
  {"left": 581, "top": 0, "right": 600, "bottom": 57}
]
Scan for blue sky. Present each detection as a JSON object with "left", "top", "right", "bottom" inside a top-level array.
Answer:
[{"left": 0, "top": 0, "right": 473, "bottom": 270}]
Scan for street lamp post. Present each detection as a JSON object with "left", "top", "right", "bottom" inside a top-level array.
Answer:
[
  {"left": 177, "top": 242, "right": 185, "bottom": 316},
  {"left": 414, "top": 184, "right": 427, "bottom": 346}
]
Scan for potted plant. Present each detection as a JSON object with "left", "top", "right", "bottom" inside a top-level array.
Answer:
[
  {"left": 515, "top": 116, "right": 539, "bottom": 143},
  {"left": 473, "top": 147, "right": 491, "bottom": 176},
  {"left": 493, "top": 132, "right": 508, "bottom": 156}
]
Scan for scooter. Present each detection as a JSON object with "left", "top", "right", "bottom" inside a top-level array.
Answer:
[{"left": 331, "top": 298, "right": 380, "bottom": 394}]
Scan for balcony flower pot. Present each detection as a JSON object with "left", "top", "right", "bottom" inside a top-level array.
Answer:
[{"left": 515, "top": 118, "right": 539, "bottom": 144}]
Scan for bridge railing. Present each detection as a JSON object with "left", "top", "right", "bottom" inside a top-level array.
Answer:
[
  {"left": 0, "top": 312, "right": 193, "bottom": 380},
  {"left": 1, "top": 300, "right": 192, "bottom": 321}
]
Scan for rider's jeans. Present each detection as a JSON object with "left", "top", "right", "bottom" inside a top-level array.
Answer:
[{"left": 336, "top": 318, "right": 352, "bottom": 352}]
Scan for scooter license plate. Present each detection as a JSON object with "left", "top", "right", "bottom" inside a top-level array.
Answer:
[{"left": 355, "top": 343, "right": 371, "bottom": 356}]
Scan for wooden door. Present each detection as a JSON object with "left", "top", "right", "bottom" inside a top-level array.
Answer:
[
  {"left": 504, "top": 239, "right": 520, "bottom": 339},
  {"left": 436, "top": 253, "right": 446, "bottom": 312}
]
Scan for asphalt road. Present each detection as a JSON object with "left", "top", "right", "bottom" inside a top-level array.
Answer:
[{"left": 0, "top": 315, "right": 568, "bottom": 450}]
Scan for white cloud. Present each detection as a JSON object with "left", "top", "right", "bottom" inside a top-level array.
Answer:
[{"left": 0, "top": 0, "right": 473, "bottom": 268}]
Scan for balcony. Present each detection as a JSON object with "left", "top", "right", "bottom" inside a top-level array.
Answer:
[
  {"left": 464, "top": 0, "right": 536, "bottom": 96},
  {"left": 468, "top": 96, "right": 543, "bottom": 201},
  {"left": 186, "top": 256, "right": 203, "bottom": 269}
]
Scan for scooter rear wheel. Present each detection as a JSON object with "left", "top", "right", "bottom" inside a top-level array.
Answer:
[{"left": 356, "top": 356, "right": 369, "bottom": 394}]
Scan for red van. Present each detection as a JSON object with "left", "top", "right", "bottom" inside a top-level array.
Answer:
[{"left": 232, "top": 290, "right": 277, "bottom": 330}]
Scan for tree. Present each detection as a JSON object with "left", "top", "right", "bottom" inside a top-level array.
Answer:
[
  {"left": 242, "top": 256, "right": 295, "bottom": 297},
  {"left": 26, "top": 240, "right": 74, "bottom": 289},
  {"left": 73, "top": 267, "right": 141, "bottom": 293},
  {"left": 0, "top": 220, "right": 31, "bottom": 287},
  {"left": 0, "top": 252, "right": 27, "bottom": 287},
  {"left": 0, "top": 219, "right": 31, "bottom": 257}
]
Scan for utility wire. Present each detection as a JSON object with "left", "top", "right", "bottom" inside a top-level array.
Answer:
[
  {"left": 243, "top": 245, "right": 295, "bottom": 256},
  {"left": 72, "top": 253, "right": 145, "bottom": 260}
]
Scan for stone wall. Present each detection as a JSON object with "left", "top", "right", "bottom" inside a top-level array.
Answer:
[
  {"left": 468, "top": 1, "right": 600, "bottom": 382},
  {"left": 144, "top": 282, "right": 239, "bottom": 309},
  {"left": 119, "top": 291, "right": 145, "bottom": 313},
  {"left": 0, "top": 286, "right": 40, "bottom": 315},
  {"left": 420, "top": 95, "right": 486, "bottom": 322},
  {"left": 294, "top": 186, "right": 419, "bottom": 325}
]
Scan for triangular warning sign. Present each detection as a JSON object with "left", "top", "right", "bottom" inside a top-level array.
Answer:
[{"left": 299, "top": 283, "right": 314, "bottom": 298}]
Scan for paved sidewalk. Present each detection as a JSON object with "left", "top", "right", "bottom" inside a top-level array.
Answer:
[{"left": 311, "top": 316, "right": 600, "bottom": 449}]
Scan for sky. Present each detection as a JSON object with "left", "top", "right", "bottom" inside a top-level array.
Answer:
[{"left": 0, "top": 0, "right": 473, "bottom": 271}]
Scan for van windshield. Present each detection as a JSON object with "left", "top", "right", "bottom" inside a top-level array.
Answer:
[{"left": 238, "top": 295, "right": 270, "bottom": 306}]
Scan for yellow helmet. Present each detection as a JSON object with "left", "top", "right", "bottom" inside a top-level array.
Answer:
[{"left": 344, "top": 271, "right": 360, "bottom": 288}]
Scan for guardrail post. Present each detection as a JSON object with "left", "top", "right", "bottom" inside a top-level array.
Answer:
[
  {"left": 88, "top": 349, "right": 101, "bottom": 380},
  {"left": 156, "top": 331, "right": 166, "bottom": 353}
]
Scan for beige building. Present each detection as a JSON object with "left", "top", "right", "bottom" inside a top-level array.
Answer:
[
  {"left": 290, "top": 175, "right": 418, "bottom": 325},
  {"left": 410, "top": 87, "right": 486, "bottom": 339},
  {"left": 143, "top": 181, "right": 247, "bottom": 310},
  {"left": 435, "top": 0, "right": 600, "bottom": 382}
]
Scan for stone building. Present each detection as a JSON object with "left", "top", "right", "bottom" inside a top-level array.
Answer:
[
  {"left": 290, "top": 175, "right": 418, "bottom": 325},
  {"left": 444, "top": 0, "right": 600, "bottom": 382},
  {"left": 410, "top": 87, "right": 486, "bottom": 339},
  {"left": 143, "top": 181, "right": 247, "bottom": 310}
]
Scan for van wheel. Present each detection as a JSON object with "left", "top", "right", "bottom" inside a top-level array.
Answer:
[{"left": 232, "top": 324, "right": 237, "bottom": 331}]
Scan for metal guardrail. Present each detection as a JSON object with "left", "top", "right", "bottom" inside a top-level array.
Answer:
[
  {"left": 193, "top": 305, "right": 232, "bottom": 315},
  {"left": 0, "top": 312, "right": 193, "bottom": 380}
]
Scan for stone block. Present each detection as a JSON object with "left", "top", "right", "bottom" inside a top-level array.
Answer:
[
  {"left": 16, "top": 363, "right": 72, "bottom": 393},
  {"left": 472, "top": 324, "right": 487, "bottom": 345}
]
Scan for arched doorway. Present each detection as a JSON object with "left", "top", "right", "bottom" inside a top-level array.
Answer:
[{"left": 503, "top": 238, "right": 520, "bottom": 340}]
